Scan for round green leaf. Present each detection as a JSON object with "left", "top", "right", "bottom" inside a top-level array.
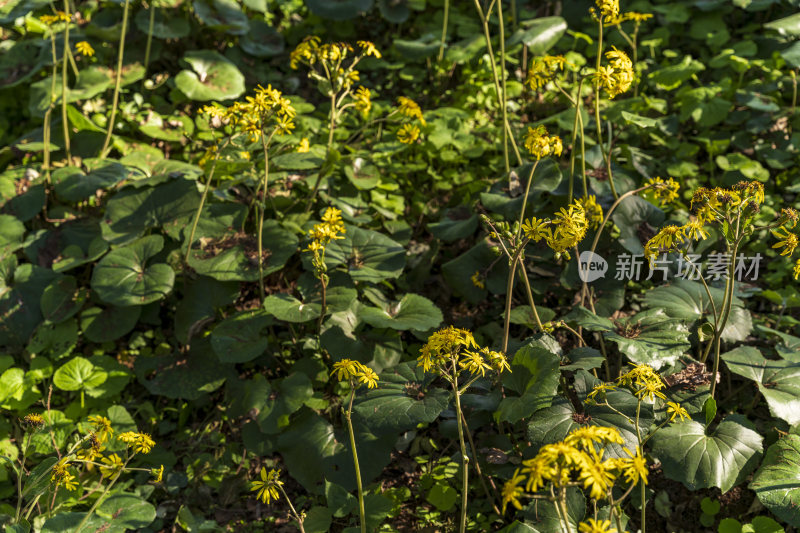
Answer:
[
  {"left": 53, "top": 356, "right": 108, "bottom": 392},
  {"left": 263, "top": 294, "right": 321, "bottom": 323},
  {"left": 651, "top": 415, "right": 763, "bottom": 492},
  {"left": 193, "top": 0, "right": 249, "bottom": 34},
  {"left": 751, "top": 435, "right": 800, "bottom": 527},
  {"left": 91, "top": 235, "right": 174, "bottom": 306},
  {"left": 52, "top": 162, "right": 128, "bottom": 203},
  {"left": 175, "top": 50, "right": 245, "bottom": 101},
  {"left": 506, "top": 16, "right": 567, "bottom": 54},
  {"left": 96, "top": 493, "right": 157, "bottom": 530},
  {"left": 353, "top": 361, "right": 451, "bottom": 433},
  {"left": 603, "top": 309, "right": 691, "bottom": 370},
  {"left": 40, "top": 276, "right": 88, "bottom": 324},
  {"left": 80, "top": 304, "right": 141, "bottom": 343},
  {"left": 358, "top": 293, "right": 442, "bottom": 331},
  {"left": 305, "top": 0, "right": 373, "bottom": 20},
  {"left": 323, "top": 226, "right": 406, "bottom": 283},
  {"left": 240, "top": 20, "right": 284, "bottom": 57},
  {"left": 376, "top": 0, "right": 409, "bottom": 23},
  {"left": 495, "top": 343, "right": 561, "bottom": 423},
  {"left": 210, "top": 309, "right": 271, "bottom": 363}
]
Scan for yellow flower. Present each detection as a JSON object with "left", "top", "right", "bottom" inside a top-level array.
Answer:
[
  {"left": 418, "top": 326, "right": 477, "bottom": 373},
  {"left": 683, "top": 219, "right": 709, "bottom": 241},
  {"left": 39, "top": 10, "right": 71, "bottom": 25},
  {"left": 397, "top": 123, "right": 421, "bottom": 144},
  {"left": 322, "top": 206, "right": 343, "bottom": 225},
  {"left": 332, "top": 359, "right": 361, "bottom": 382},
  {"left": 521, "top": 217, "right": 551, "bottom": 242},
  {"left": 564, "top": 426, "right": 624, "bottom": 450},
  {"left": 470, "top": 270, "right": 485, "bottom": 289},
  {"left": 297, "top": 138, "right": 310, "bottom": 153},
  {"left": 579, "top": 195, "right": 604, "bottom": 230},
  {"left": 586, "top": 382, "right": 616, "bottom": 403},
  {"left": 666, "top": 401, "right": 690, "bottom": 423},
  {"left": 100, "top": 453, "right": 124, "bottom": 478},
  {"left": 645, "top": 225, "right": 685, "bottom": 264},
  {"left": 501, "top": 469, "right": 526, "bottom": 513},
  {"left": 290, "top": 36, "right": 320, "bottom": 69},
  {"left": 251, "top": 467, "right": 283, "bottom": 504},
  {"left": 618, "top": 364, "right": 667, "bottom": 401},
  {"left": 357, "top": 40, "right": 381, "bottom": 58},
  {"left": 75, "top": 41, "right": 94, "bottom": 57},
  {"left": 523, "top": 125, "right": 563, "bottom": 160},
  {"left": 482, "top": 348, "right": 511, "bottom": 373},
  {"left": 772, "top": 228, "right": 798, "bottom": 257},
  {"left": 624, "top": 12, "right": 654, "bottom": 22},
  {"left": 579, "top": 518, "right": 617, "bottom": 533},
  {"left": 88, "top": 415, "right": 114, "bottom": 443},
  {"left": 357, "top": 366, "right": 379, "bottom": 389},
  {"left": 604, "top": 47, "right": 634, "bottom": 98},
  {"left": 595, "top": 0, "right": 619, "bottom": 19},
  {"left": 22, "top": 413, "right": 45, "bottom": 429},
  {"left": 459, "top": 350, "right": 492, "bottom": 377},
  {"left": 353, "top": 86, "right": 372, "bottom": 116},
  {"left": 794, "top": 259, "right": 800, "bottom": 280},
  {"left": 526, "top": 55, "right": 566, "bottom": 90},
  {"left": 579, "top": 458, "right": 616, "bottom": 500},
  {"left": 620, "top": 447, "right": 649, "bottom": 485},
  {"left": 152, "top": 465, "right": 164, "bottom": 483},
  {"left": 547, "top": 202, "right": 588, "bottom": 254},
  {"left": 118, "top": 432, "right": 155, "bottom": 454},
  {"left": 397, "top": 96, "right": 425, "bottom": 125}
]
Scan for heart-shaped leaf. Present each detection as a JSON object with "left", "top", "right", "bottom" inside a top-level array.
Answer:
[
  {"left": 52, "top": 161, "right": 128, "bottom": 202},
  {"left": 175, "top": 50, "right": 245, "bottom": 101},
  {"left": 651, "top": 415, "right": 763, "bottom": 492},
  {"left": 80, "top": 304, "right": 141, "bottom": 343},
  {"left": 210, "top": 309, "right": 271, "bottom": 363},
  {"left": 603, "top": 309, "right": 691, "bottom": 370},
  {"left": 750, "top": 433, "right": 800, "bottom": 527},
  {"left": 91, "top": 235, "right": 175, "bottom": 306},
  {"left": 193, "top": 0, "right": 249, "bottom": 35},
  {"left": 263, "top": 294, "right": 321, "bottom": 323},
  {"left": 240, "top": 20, "right": 284, "bottom": 57},
  {"left": 358, "top": 293, "right": 442, "bottom": 331},
  {"left": 53, "top": 356, "right": 108, "bottom": 392},
  {"left": 495, "top": 343, "right": 561, "bottom": 423},
  {"left": 722, "top": 346, "right": 800, "bottom": 426},
  {"left": 323, "top": 226, "right": 406, "bottom": 283},
  {"left": 40, "top": 276, "right": 88, "bottom": 324}
]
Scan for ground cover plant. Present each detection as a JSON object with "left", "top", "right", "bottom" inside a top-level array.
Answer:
[{"left": 3, "top": 0, "right": 800, "bottom": 531}]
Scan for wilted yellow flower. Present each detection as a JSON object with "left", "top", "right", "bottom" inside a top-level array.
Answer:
[
  {"left": 397, "top": 123, "right": 421, "bottom": 144},
  {"left": 794, "top": 259, "right": 800, "bottom": 280},
  {"left": 152, "top": 465, "right": 164, "bottom": 483},
  {"left": 22, "top": 413, "right": 45, "bottom": 429}
]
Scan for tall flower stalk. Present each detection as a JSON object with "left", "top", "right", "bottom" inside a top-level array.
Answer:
[
  {"left": 100, "top": 0, "right": 130, "bottom": 157},
  {"left": 331, "top": 359, "right": 379, "bottom": 533},
  {"left": 305, "top": 207, "right": 346, "bottom": 333}
]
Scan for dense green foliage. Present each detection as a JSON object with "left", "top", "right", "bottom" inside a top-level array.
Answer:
[{"left": 3, "top": 0, "right": 800, "bottom": 531}]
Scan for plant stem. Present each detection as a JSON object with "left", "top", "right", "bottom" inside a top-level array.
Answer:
[
  {"left": 501, "top": 247, "right": 523, "bottom": 353},
  {"left": 74, "top": 456, "right": 132, "bottom": 532},
  {"left": 593, "top": 18, "right": 618, "bottom": 200},
  {"left": 345, "top": 387, "right": 366, "bottom": 533},
  {"left": 438, "top": 0, "right": 449, "bottom": 62},
  {"left": 278, "top": 485, "right": 307, "bottom": 533},
  {"left": 43, "top": 31, "right": 58, "bottom": 184},
  {"left": 459, "top": 411, "right": 502, "bottom": 516},
  {"left": 14, "top": 433, "right": 32, "bottom": 522},
  {"left": 517, "top": 262, "right": 544, "bottom": 331},
  {"left": 452, "top": 364, "right": 468, "bottom": 533},
  {"left": 143, "top": 2, "right": 156, "bottom": 75},
  {"left": 515, "top": 159, "right": 539, "bottom": 241},
  {"left": 496, "top": 0, "right": 509, "bottom": 173},
  {"left": 304, "top": 92, "right": 337, "bottom": 213},
  {"left": 317, "top": 274, "right": 327, "bottom": 335},
  {"left": 100, "top": 0, "right": 130, "bottom": 158},
  {"left": 184, "top": 137, "right": 230, "bottom": 265},
  {"left": 257, "top": 129, "right": 277, "bottom": 303},
  {"left": 61, "top": 1, "right": 71, "bottom": 163}
]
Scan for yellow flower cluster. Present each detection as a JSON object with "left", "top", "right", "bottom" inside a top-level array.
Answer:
[
  {"left": 202, "top": 84, "right": 296, "bottom": 142},
  {"left": 251, "top": 467, "right": 283, "bottom": 504},
  {"left": 51, "top": 459, "right": 78, "bottom": 491},
  {"left": 502, "top": 425, "right": 648, "bottom": 513},
  {"left": 88, "top": 414, "right": 114, "bottom": 443},
  {"left": 579, "top": 518, "right": 617, "bottom": 533},
  {"left": 331, "top": 358, "right": 379, "bottom": 389},
  {"left": 526, "top": 55, "right": 566, "bottom": 91},
  {"left": 39, "top": 10, "right": 70, "bottom": 25},
  {"left": 594, "top": 47, "right": 634, "bottom": 99},
  {"left": 306, "top": 207, "right": 346, "bottom": 276},
  {"left": 75, "top": 41, "right": 94, "bottom": 57},
  {"left": 606, "top": 11, "right": 654, "bottom": 25},
  {"left": 470, "top": 270, "right": 485, "bottom": 289},
  {"left": 644, "top": 176, "right": 680, "bottom": 206},
  {"left": 353, "top": 86, "right": 372, "bottom": 116},
  {"left": 118, "top": 431, "right": 156, "bottom": 454},
  {"left": 418, "top": 326, "right": 509, "bottom": 376},
  {"left": 520, "top": 201, "right": 588, "bottom": 256},
  {"left": 395, "top": 96, "right": 425, "bottom": 144},
  {"left": 22, "top": 413, "right": 45, "bottom": 429},
  {"left": 579, "top": 195, "right": 604, "bottom": 230},
  {"left": 523, "top": 125, "right": 563, "bottom": 160},
  {"left": 590, "top": 0, "right": 619, "bottom": 20}
]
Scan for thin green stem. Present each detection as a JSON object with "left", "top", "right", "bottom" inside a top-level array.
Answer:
[
  {"left": 345, "top": 387, "right": 366, "bottom": 533},
  {"left": 100, "top": 0, "right": 130, "bottom": 157},
  {"left": 143, "top": 3, "right": 156, "bottom": 75},
  {"left": 517, "top": 262, "right": 544, "bottom": 331},
  {"left": 43, "top": 31, "right": 58, "bottom": 184},
  {"left": 277, "top": 484, "right": 306, "bottom": 533},
  {"left": 257, "top": 128, "right": 277, "bottom": 303},
  {"left": 75, "top": 455, "right": 133, "bottom": 532},
  {"left": 61, "top": 1, "right": 71, "bottom": 163},
  {"left": 593, "top": 18, "right": 618, "bottom": 200},
  {"left": 502, "top": 247, "right": 523, "bottom": 353},
  {"left": 497, "top": 0, "right": 509, "bottom": 173},
  {"left": 452, "top": 364, "right": 468, "bottom": 533},
  {"left": 567, "top": 79, "right": 585, "bottom": 204},
  {"left": 515, "top": 159, "right": 540, "bottom": 240},
  {"left": 438, "top": 0, "right": 449, "bottom": 62},
  {"left": 304, "top": 92, "right": 337, "bottom": 213}
]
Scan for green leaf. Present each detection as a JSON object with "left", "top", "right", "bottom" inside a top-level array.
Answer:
[
  {"left": 603, "top": 309, "right": 691, "bottom": 370},
  {"left": 325, "top": 480, "right": 357, "bottom": 517},
  {"left": 134, "top": 8, "right": 190, "bottom": 39},
  {"left": 303, "top": 506, "right": 333, "bottom": 533},
  {"left": 192, "top": 0, "right": 249, "bottom": 35},
  {"left": 426, "top": 482, "right": 457, "bottom": 511},
  {"left": 704, "top": 397, "right": 717, "bottom": 427},
  {"left": 621, "top": 111, "right": 659, "bottom": 128},
  {"left": 651, "top": 415, "right": 763, "bottom": 492},
  {"left": 256, "top": 372, "right": 313, "bottom": 434},
  {"left": 721, "top": 346, "right": 800, "bottom": 426},
  {"left": 95, "top": 493, "right": 157, "bottom": 531},
  {"left": 353, "top": 361, "right": 451, "bottom": 433},
  {"left": 91, "top": 235, "right": 175, "bottom": 306},
  {"left": 427, "top": 208, "right": 478, "bottom": 242},
  {"left": 648, "top": 55, "right": 705, "bottom": 90},
  {"left": 52, "top": 162, "right": 128, "bottom": 202},
  {"left": 750, "top": 434, "right": 800, "bottom": 527},
  {"left": 80, "top": 304, "right": 141, "bottom": 343},
  {"left": 611, "top": 195, "right": 664, "bottom": 255},
  {"left": 323, "top": 226, "right": 406, "bottom": 283},
  {"left": 240, "top": 19, "right": 284, "bottom": 57},
  {"left": 305, "top": 0, "right": 373, "bottom": 20},
  {"left": 506, "top": 17, "right": 567, "bottom": 54},
  {"left": 174, "top": 50, "right": 245, "bottom": 101},
  {"left": 211, "top": 309, "right": 271, "bottom": 363},
  {"left": 53, "top": 356, "right": 108, "bottom": 392},
  {"left": 495, "top": 343, "right": 560, "bottom": 423},
  {"left": 764, "top": 12, "right": 800, "bottom": 37},
  {"left": 40, "top": 276, "right": 88, "bottom": 324},
  {"left": 263, "top": 294, "right": 321, "bottom": 323},
  {"left": 358, "top": 293, "right": 442, "bottom": 331}
]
